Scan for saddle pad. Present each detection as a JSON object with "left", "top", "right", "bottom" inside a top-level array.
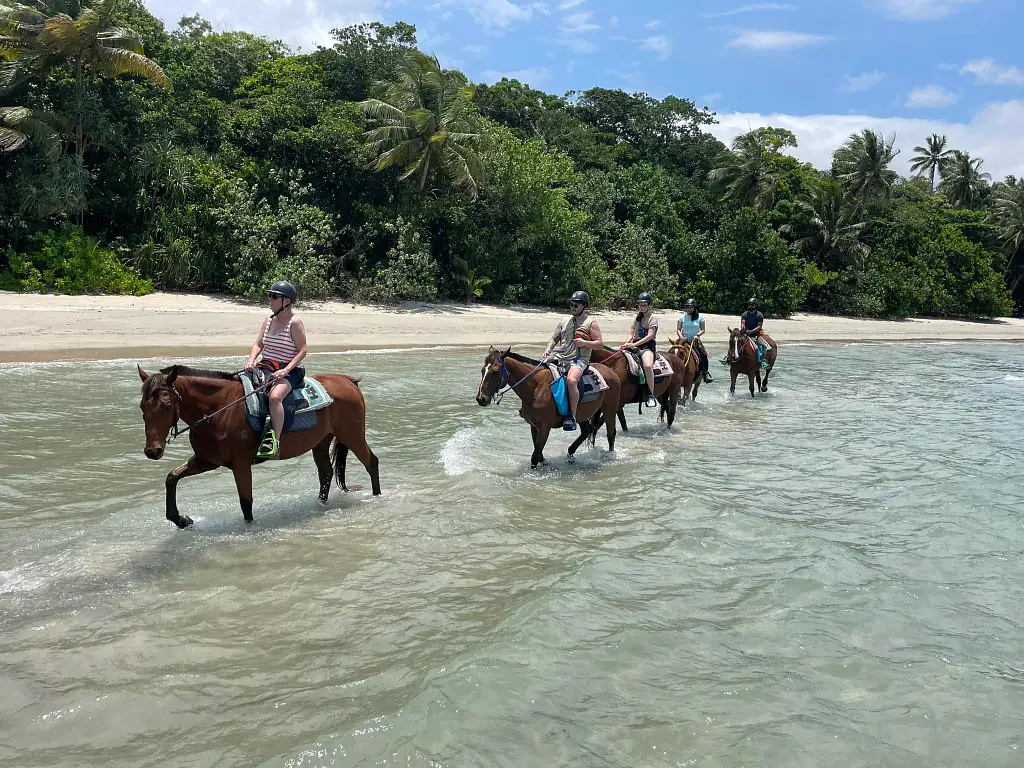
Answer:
[
  {"left": 623, "top": 351, "right": 673, "bottom": 380},
  {"left": 548, "top": 365, "right": 609, "bottom": 416},
  {"left": 240, "top": 372, "right": 333, "bottom": 435}
]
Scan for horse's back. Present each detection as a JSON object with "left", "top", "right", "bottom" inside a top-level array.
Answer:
[{"left": 312, "top": 373, "right": 365, "bottom": 403}]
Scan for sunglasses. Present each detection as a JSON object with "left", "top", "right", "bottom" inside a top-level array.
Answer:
[
  {"left": 268, "top": 292, "right": 283, "bottom": 300},
  {"left": 569, "top": 301, "right": 583, "bottom": 308}
]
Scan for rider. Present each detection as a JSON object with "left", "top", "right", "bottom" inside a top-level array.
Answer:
[
  {"left": 542, "top": 290, "right": 604, "bottom": 432},
  {"left": 739, "top": 297, "right": 769, "bottom": 368},
  {"left": 622, "top": 292, "right": 660, "bottom": 409},
  {"left": 677, "top": 298, "right": 713, "bottom": 383},
  {"left": 245, "top": 280, "right": 308, "bottom": 458}
]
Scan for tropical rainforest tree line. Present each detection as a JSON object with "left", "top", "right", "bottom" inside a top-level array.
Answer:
[{"left": 1, "top": 0, "right": 1020, "bottom": 318}]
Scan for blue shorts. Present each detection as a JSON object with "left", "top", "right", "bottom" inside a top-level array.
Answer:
[{"left": 282, "top": 366, "right": 305, "bottom": 390}]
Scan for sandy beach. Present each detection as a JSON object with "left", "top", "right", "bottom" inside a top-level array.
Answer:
[{"left": 1, "top": 291, "right": 1022, "bottom": 362}]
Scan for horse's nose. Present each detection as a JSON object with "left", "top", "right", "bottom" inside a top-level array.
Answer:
[
  {"left": 145, "top": 446, "right": 164, "bottom": 460},
  {"left": 476, "top": 396, "right": 489, "bottom": 407}
]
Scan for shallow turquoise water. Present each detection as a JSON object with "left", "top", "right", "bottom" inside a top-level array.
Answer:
[{"left": 1, "top": 342, "right": 1022, "bottom": 767}]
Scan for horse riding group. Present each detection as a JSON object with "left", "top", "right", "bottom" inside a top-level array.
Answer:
[
  {"left": 475, "top": 290, "right": 777, "bottom": 469},
  {"left": 135, "top": 282, "right": 775, "bottom": 528}
]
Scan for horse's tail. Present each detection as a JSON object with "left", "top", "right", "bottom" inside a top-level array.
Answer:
[
  {"left": 330, "top": 437, "right": 350, "bottom": 490},
  {"left": 586, "top": 411, "right": 602, "bottom": 449},
  {"left": 347, "top": 375, "right": 362, "bottom": 387}
]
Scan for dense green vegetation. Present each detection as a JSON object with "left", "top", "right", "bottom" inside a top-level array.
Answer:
[{"left": 1, "top": 1, "right": 1021, "bottom": 318}]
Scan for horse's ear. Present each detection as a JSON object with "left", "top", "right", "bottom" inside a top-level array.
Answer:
[
  {"left": 488, "top": 345, "right": 495, "bottom": 352},
  {"left": 503, "top": 346, "right": 511, "bottom": 355},
  {"left": 165, "top": 365, "right": 178, "bottom": 387},
  {"left": 137, "top": 364, "right": 149, "bottom": 382}
]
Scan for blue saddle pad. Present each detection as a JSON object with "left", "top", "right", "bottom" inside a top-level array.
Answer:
[
  {"left": 240, "top": 371, "right": 334, "bottom": 435},
  {"left": 550, "top": 369, "right": 605, "bottom": 417}
]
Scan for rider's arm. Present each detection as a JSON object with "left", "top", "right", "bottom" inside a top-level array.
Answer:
[
  {"left": 633, "top": 318, "right": 657, "bottom": 346},
  {"left": 696, "top": 318, "right": 706, "bottom": 338},
  {"left": 676, "top": 317, "right": 684, "bottom": 338},
  {"left": 580, "top": 321, "right": 603, "bottom": 350},
  {"left": 282, "top": 319, "right": 308, "bottom": 374},
  {"left": 544, "top": 323, "right": 562, "bottom": 356},
  {"left": 245, "top": 318, "right": 268, "bottom": 370}
]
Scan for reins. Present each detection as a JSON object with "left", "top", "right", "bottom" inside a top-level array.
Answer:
[{"left": 166, "top": 371, "right": 273, "bottom": 443}]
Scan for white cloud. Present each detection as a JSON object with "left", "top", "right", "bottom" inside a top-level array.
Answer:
[
  {"left": 561, "top": 10, "right": 600, "bottom": 33},
  {"left": 876, "top": 0, "right": 982, "bottom": 21},
  {"left": 960, "top": 58, "right": 1024, "bottom": 86},
  {"left": 466, "top": 0, "right": 537, "bottom": 29},
  {"left": 701, "top": 92, "right": 724, "bottom": 107},
  {"left": 645, "top": 19, "right": 662, "bottom": 29},
  {"left": 465, "top": 44, "right": 487, "bottom": 55},
  {"left": 706, "top": 100, "right": 1024, "bottom": 179},
  {"left": 840, "top": 70, "right": 886, "bottom": 93},
  {"left": 640, "top": 35, "right": 672, "bottom": 60},
  {"left": 480, "top": 66, "right": 552, "bottom": 87},
  {"left": 609, "top": 15, "right": 620, "bottom": 26},
  {"left": 703, "top": 3, "right": 798, "bottom": 18},
  {"left": 728, "top": 30, "right": 832, "bottom": 51},
  {"left": 905, "top": 84, "right": 958, "bottom": 107},
  {"left": 558, "top": 0, "right": 586, "bottom": 8},
  {"left": 146, "top": 0, "right": 382, "bottom": 50}
]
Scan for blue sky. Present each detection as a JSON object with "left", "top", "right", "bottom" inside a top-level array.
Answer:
[{"left": 144, "top": 0, "right": 1024, "bottom": 177}]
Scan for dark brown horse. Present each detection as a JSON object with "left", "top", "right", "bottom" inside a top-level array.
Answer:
[
  {"left": 137, "top": 364, "right": 381, "bottom": 528},
  {"left": 665, "top": 337, "right": 704, "bottom": 406},
  {"left": 589, "top": 346, "right": 689, "bottom": 429},
  {"left": 476, "top": 348, "right": 620, "bottom": 468},
  {"left": 726, "top": 328, "right": 778, "bottom": 397}
]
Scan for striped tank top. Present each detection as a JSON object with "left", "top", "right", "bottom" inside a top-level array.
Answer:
[{"left": 262, "top": 314, "right": 298, "bottom": 365}]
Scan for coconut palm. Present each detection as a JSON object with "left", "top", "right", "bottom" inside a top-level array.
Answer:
[
  {"left": 0, "top": 0, "right": 171, "bottom": 158},
  {"left": 708, "top": 129, "right": 779, "bottom": 212},
  {"left": 780, "top": 177, "right": 870, "bottom": 269},
  {"left": 0, "top": 105, "right": 66, "bottom": 157},
  {"left": 987, "top": 177, "right": 1024, "bottom": 295},
  {"left": 358, "top": 50, "right": 483, "bottom": 198},
  {"left": 833, "top": 129, "right": 900, "bottom": 200},
  {"left": 938, "top": 150, "right": 990, "bottom": 208},
  {"left": 909, "top": 133, "right": 951, "bottom": 193}
]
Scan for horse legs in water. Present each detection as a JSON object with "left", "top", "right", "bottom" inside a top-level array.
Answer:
[
  {"left": 729, "top": 369, "right": 738, "bottom": 396},
  {"left": 761, "top": 366, "right": 772, "bottom": 392},
  {"left": 336, "top": 436, "right": 381, "bottom": 496},
  {"left": 617, "top": 408, "right": 629, "bottom": 432},
  {"left": 164, "top": 455, "right": 218, "bottom": 529},
  {"left": 230, "top": 463, "right": 254, "bottom": 522},
  {"left": 602, "top": 407, "right": 617, "bottom": 453},
  {"left": 747, "top": 372, "right": 756, "bottom": 398},
  {"left": 531, "top": 424, "right": 551, "bottom": 469},
  {"left": 658, "top": 391, "right": 679, "bottom": 427},
  {"left": 312, "top": 437, "right": 334, "bottom": 504}
]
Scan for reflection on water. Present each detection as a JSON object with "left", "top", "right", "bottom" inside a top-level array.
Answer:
[{"left": 1, "top": 343, "right": 1023, "bottom": 767}]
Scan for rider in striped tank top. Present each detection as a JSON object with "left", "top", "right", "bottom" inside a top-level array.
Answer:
[{"left": 244, "top": 280, "right": 307, "bottom": 459}]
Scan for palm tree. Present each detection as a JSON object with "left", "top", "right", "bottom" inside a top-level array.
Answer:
[
  {"left": 909, "top": 133, "right": 951, "bottom": 193},
  {"left": 938, "top": 150, "right": 990, "bottom": 208},
  {"left": 358, "top": 50, "right": 483, "bottom": 198},
  {"left": 987, "top": 177, "right": 1024, "bottom": 296},
  {"left": 0, "top": 0, "right": 171, "bottom": 158},
  {"left": 780, "top": 177, "right": 870, "bottom": 269},
  {"left": 708, "top": 130, "right": 778, "bottom": 212},
  {"left": 0, "top": 105, "right": 66, "bottom": 157},
  {"left": 833, "top": 129, "right": 900, "bottom": 200}
]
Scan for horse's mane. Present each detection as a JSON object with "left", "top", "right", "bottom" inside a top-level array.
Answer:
[
  {"left": 505, "top": 351, "right": 541, "bottom": 365},
  {"left": 159, "top": 365, "right": 239, "bottom": 381}
]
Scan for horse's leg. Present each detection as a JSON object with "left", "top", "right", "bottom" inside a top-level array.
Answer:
[
  {"left": 332, "top": 441, "right": 351, "bottom": 491},
  {"left": 164, "top": 455, "right": 218, "bottom": 529},
  {"left": 666, "top": 387, "right": 679, "bottom": 428},
  {"left": 617, "top": 408, "right": 628, "bottom": 432},
  {"left": 230, "top": 463, "right": 255, "bottom": 523},
  {"left": 755, "top": 369, "right": 763, "bottom": 394},
  {"left": 312, "top": 437, "right": 334, "bottom": 505},
  {"left": 761, "top": 363, "right": 773, "bottom": 392},
  {"left": 730, "top": 369, "right": 738, "bottom": 395},
  {"left": 748, "top": 372, "right": 756, "bottom": 398},
  {"left": 567, "top": 421, "right": 590, "bottom": 463},
  {"left": 344, "top": 436, "right": 381, "bottom": 496},
  {"left": 531, "top": 424, "right": 551, "bottom": 469}
]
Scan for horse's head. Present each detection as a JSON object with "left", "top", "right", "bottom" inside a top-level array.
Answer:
[
  {"left": 477, "top": 346, "right": 510, "bottom": 406},
  {"left": 137, "top": 364, "right": 180, "bottom": 460},
  {"left": 726, "top": 327, "right": 741, "bottom": 362}
]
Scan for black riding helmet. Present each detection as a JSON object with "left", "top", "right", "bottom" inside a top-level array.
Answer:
[
  {"left": 685, "top": 298, "right": 697, "bottom": 308},
  {"left": 747, "top": 297, "right": 758, "bottom": 309},
  {"left": 637, "top": 292, "right": 654, "bottom": 305},
  {"left": 269, "top": 280, "right": 298, "bottom": 302},
  {"left": 569, "top": 290, "right": 590, "bottom": 306}
]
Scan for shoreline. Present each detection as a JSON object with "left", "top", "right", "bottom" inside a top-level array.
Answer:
[{"left": 1, "top": 291, "right": 1022, "bottom": 363}]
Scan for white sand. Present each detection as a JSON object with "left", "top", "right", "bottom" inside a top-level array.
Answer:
[{"left": 1, "top": 291, "right": 1021, "bottom": 362}]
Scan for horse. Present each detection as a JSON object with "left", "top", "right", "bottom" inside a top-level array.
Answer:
[
  {"left": 476, "top": 347, "right": 620, "bottom": 469},
  {"left": 725, "top": 328, "right": 778, "bottom": 397},
  {"left": 137, "top": 364, "right": 381, "bottom": 528},
  {"left": 589, "top": 346, "right": 689, "bottom": 429},
  {"left": 665, "top": 337, "right": 705, "bottom": 406}
]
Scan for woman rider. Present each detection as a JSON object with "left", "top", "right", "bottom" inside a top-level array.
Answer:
[
  {"left": 542, "top": 290, "right": 604, "bottom": 432},
  {"left": 676, "top": 298, "right": 713, "bottom": 383},
  {"left": 621, "top": 292, "right": 659, "bottom": 409},
  {"left": 245, "top": 280, "right": 308, "bottom": 459}
]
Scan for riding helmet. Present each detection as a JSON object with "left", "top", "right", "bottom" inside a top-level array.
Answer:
[
  {"left": 269, "top": 280, "right": 298, "bottom": 301},
  {"left": 569, "top": 290, "right": 590, "bottom": 306},
  {"left": 637, "top": 292, "right": 654, "bottom": 305},
  {"left": 748, "top": 297, "right": 758, "bottom": 307},
  {"left": 684, "top": 298, "right": 697, "bottom": 308}
]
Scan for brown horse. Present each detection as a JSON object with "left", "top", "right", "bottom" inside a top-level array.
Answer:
[
  {"left": 589, "top": 346, "right": 688, "bottom": 429},
  {"left": 665, "top": 337, "right": 705, "bottom": 405},
  {"left": 726, "top": 328, "right": 778, "bottom": 396},
  {"left": 137, "top": 364, "right": 381, "bottom": 528},
  {"left": 476, "top": 348, "right": 620, "bottom": 468}
]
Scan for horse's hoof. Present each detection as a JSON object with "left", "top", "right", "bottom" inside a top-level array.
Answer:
[
  {"left": 177, "top": 515, "right": 194, "bottom": 529},
  {"left": 567, "top": 454, "right": 576, "bottom": 464}
]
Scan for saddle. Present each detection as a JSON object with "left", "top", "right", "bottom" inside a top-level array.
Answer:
[
  {"left": 548, "top": 364, "right": 609, "bottom": 418},
  {"left": 240, "top": 368, "right": 334, "bottom": 439},
  {"left": 621, "top": 349, "right": 674, "bottom": 384}
]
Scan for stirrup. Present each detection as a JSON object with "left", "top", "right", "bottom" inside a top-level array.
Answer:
[{"left": 256, "top": 429, "right": 279, "bottom": 458}]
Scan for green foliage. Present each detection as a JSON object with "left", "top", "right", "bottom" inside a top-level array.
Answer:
[
  {"left": 0, "top": 226, "right": 151, "bottom": 295},
  {"left": 361, "top": 217, "right": 438, "bottom": 303},
  {"left": 606, "top": 223, "right": 676, "bottom": 307}
]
